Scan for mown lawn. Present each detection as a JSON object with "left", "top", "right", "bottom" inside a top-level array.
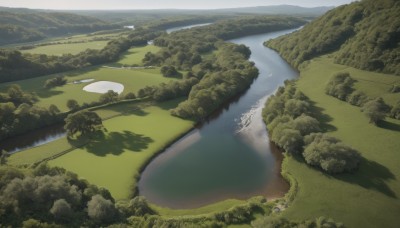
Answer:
[
  {"left": 0, "top": 66, "right": 175, "bottom": 111},
  {"left": 281, "top": 56, "right": 400, "bottom": 228}
]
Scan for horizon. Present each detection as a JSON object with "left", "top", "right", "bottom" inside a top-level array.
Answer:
[{"left": 0, "top": 0, "right": 357, "bottom": 10}]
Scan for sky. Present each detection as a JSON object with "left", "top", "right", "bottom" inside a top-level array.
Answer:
[{"left": 0, "top": 0, "right": 358, "bottom": 10}]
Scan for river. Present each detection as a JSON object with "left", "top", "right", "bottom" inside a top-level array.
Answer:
[{"left": 138, "top": 28, "right": 300, "bottom": 209}]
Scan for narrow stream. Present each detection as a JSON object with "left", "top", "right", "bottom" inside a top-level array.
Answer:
[{"left": 138, "top": 28, "right": 300, "bottom": 209}]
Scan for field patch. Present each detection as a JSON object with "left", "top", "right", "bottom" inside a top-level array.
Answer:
[
  {"left": 115, "top": 45, "right": 161, "bottom": 66},
  {"left": 282, "top": 56, "right": 400, "bottom": 228},
  {"left": 41, "top": 99, "right": 194, "bottom": 200},
  {"left": 0, "top": 66, "right": 175, "bottom": 111}
]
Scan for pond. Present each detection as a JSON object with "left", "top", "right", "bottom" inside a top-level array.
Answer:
[
  {"left": 83, "top": 81, "right": 124, "bottom": 94},
  {"left": 138, "top": 28, "right": 300, "bottom": 209}
]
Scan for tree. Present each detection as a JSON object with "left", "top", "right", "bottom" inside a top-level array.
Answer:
[
  {"left": 66, "top": 99, "right": 79, "bottom": 111},
  {"left": 124, "top": 92, "right": 136, "bottom": 100},
  {"left": 325, "top": 72, "right": 355, "bottom": 100},
  {"left": 44, "top": 76, "right": 67, "bottom": 89},
  {"left": 303, "top": 133, "right": 361, "bottom": 174},
  {"left": 87, "top": 194, "right": 116, "bottom": 224},
  {"left": 292, "top": 114, "right": 321, "bottom": 136},
  {"left": 64, "top": 110, "right": 103, "bottom": 137},
  {"left": 49, "top": 104, "right": 61, "bottom": 115},
  {"left": 361, "top": 97, "right": 391, "bottom": 124},
  {"left": 160, "top": 65, "right": 181, "bottom": 77},
  {"left": 271, "top": 125, "right": 303, "bottom": 154},
  {"left": 99, "top": 90, "right": 119, "bottom": 104},
  {"left": 284, "top": 99, "right": 310, "bottom": 118},
  {"left": 50, "top": 199, "right": 73, "bottom": 222}
]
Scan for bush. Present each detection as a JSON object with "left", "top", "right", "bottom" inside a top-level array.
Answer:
[
  {"left": 271, "top": 125, "right": 303, "bottom": 154},
  {"left": 346, "top": 90, "right": 369, "bottom": 106},
  {"left": 160, "top": 65, "right": 181, "bottom": 77},
  {"left": 325, "top": 72, "right": 355, "bottom": 100},
  {"left": 99, "top": 90, "right": 119, "bottom": 104},
  {"left": 44, "top": 76, "right": 67, "bottom": 89},
  {"left": 390, "top": 85, "right": 400, "bottom": 93},
  {"left": 390, "top": 101, "right": 400, "bottom": 119},
  {"left": 124, "top": 92, "right": 136, "bottom": 100},
  {"left": 87, "top": 194, "right": 117, "bottom": 224},
  {"left": 361, "top": 97, "right": 391, "bottom": 124},
  {"left": 50, "top": 199, "right": 73, "bottom": 222},
  {"left": 303, "top": 133, "right": 361, "bottom": 174}
]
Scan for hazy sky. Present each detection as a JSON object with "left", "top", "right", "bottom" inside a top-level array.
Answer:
[{"left": 0, "top": 0, "right": 358, "bottom": 10}]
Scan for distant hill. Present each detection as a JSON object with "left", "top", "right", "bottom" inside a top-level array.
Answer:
[
  {"left": 266, "top": 0, "right": 400, "bottom": 75},
  {"left": 0, "top": 7, "right": 118, "bottom": 45},
  {"left": 213, "top": 5, "right": 333, "bottom": 16}
]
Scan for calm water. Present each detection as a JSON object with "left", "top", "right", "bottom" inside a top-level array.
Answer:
[
  {"left": 83, "top": 81, "right": 124, "bottom": 94},
  {"left": 138, "top": 28, "right": 300, "bottom": 209},
  {"left": 0, "top": 124, "right": 65, "bottom": 154},
  {"left": 166, "top": 23, "right": 212, "bottom": 34}
]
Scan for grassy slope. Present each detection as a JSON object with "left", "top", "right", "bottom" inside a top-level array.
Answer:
[
  {"left": 10, "top": 99, "right": 194, "bottom": 200},
  {"left": 281, "top": 56, "right": 400, "bottom": 228}
]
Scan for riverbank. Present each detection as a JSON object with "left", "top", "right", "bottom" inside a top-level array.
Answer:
[{"left": 279, "top": 56, "right": 400, "bottom": 228}]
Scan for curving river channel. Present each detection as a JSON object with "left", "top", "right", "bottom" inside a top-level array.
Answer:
[{"left": 138, "top": 28, "right": 300, "bottom": 209}]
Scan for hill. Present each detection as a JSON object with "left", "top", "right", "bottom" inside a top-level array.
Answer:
[
  {"left": 266, "top": 0, "right": 400, "bottom": 75},
  {"left": 213, "top": 5, "right": 333, "bottom": 16},
  {"left": 0, "top": 7, "right": 118, "bottom": 45}
]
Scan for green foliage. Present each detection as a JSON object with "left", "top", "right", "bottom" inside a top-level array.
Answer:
[
  {"left": 303, "top": 133, "right": 361, "bottom": 174},
  {"left": 43, "top": 76, "right": 67, "bottom": 89},
  {"left": 271, "top": 126, "right": 303, "bottom": 154},
  {"left": 161, "top": 65, "right": 182, "bottom": 78},
  {"left": 266, "top": 0, "right": 400, "bottom": 75},
  {"left": 325, "top": 72, "right": 355, "bottom": 101},
  {"left": 87, "top": 194, "right": 117, "bottom": 224},
  {"left": 117, "top": 196, "right": 156, "bottom": 217},
  {"left": 390, "top": 85, "right": 400, "bottom": 93},
  {"left": 66, "top": 99, "right": 80, "bottom": 111},
  {"left": 50, "top": 199, "right": 73, "bottom": 222},
  {"left": 99, "top": 90, "right": 119, "bottom": 104},
  {"left": 390, "top": 101, "right": 400, "bottom": 119},
  {"left": 346, "top": 90, "right": 369, "bottom": 106},
  {"left": 64, "top": 110, "right": 103, "bottom": 137},
  {"left": 361, "top": 97, "right": 391, "bottom": 124},
  {"left": 0, "top": 10, "right": 118, "bottom": 45},
  {"left": 0, "top": 85, "right": 63, "bottom": 141},
  {"left": 252, "top": 216, "right": 344, "bottom": 228},
  {"left": 124, "top": 92, "right": 136, "bottom": 100}
]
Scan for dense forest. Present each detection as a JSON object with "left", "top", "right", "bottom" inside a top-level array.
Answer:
[
  {"left": 0, "top": 8, "right": 118, "bottom": 45},
  {"left": 266, "top": 0, "right": 400, "bottom": 75}
]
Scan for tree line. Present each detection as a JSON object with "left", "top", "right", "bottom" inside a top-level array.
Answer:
[
  {"left": 0, "top": 29, "right": 162, "bottom": 83},
  {"left": 325, "top": 72, "right": 399, "bottom": 124},
  {"left": 263, "top": 81, "right": 361, "bottom": 174}
]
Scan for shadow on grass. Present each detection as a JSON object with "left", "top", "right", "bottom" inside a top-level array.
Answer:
[
  {"left": 157, "top": 97, "right": 187, "bottom": 111},
  {"left": 36, "top": 89, "right": 64, "bottom": 98},
  {"left": 308, "top": 100, "right": 337, "bottom": 132},
  {"left": 102, "top": 103, "right": 149, "bottom": 116},
  {"left": 335, "top": 158, "right": 397, "bottom": 198},
  {"left": 377, "top": 120, "right": 400, "bottom": 132},
  {"left": 69, "top": 130, "right": 153, "bottom": 156}
]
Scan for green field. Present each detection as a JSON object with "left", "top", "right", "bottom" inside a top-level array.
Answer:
[
  {"left": 115, "top": 45, "right": 161, "bottom": 66},
  {"left": 0, "top": 67, "right": 175, "bottom": 111},
  {"left": 20, "top": 41, "right": 109, "bottom": 55},
  {"left": 10, "top": 99, "right": 194, "bottom": 200},
  {"left": 281, "top": 56, "right": 400, "bottom": 227}
]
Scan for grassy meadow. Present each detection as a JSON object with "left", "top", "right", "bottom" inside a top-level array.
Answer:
[
  {"left": 0, "top": 46, "right": 173, "bottom": 111},
  {"left": 115, "top": 45, "right": 161, "bottom": 66},
  {"left": 20, "top": 41, "right": 109, "bottom": 55},
  {"left": 281, "top": 56, "right": 400, "bottom": 228},
  {"left": 10, "top": 99, "right": 194, "bottom": 200}
]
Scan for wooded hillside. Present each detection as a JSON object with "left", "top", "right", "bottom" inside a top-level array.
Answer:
[{"left": 266, "top": 0, "right": 400, "bottom": 75}]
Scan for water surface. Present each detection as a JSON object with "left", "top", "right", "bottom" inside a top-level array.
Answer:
[
  {"left": 83, "top": 81, "right": 124, "bottom": 94},
  {"left": 138, "top": 28, "right": 300, "bottom": 209}
]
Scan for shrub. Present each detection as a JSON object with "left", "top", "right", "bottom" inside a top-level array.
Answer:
[
  {"left": 325, "top": 72, "right": 355, "bottom": 100},
  {"left": 346, "top": 90, "right": 369, "bottom": 106},
  {"left": 44, "top": 76, "right": 67, "bottom": 89},
  {"left": 303, "top": 133, "right": 361, "bottom": 174},
  {"left": 87, "top": 194, "right": 117, "bottom": 224},
  {"left": 361, "top": 97, "right": 391, "bottom": 124},
  {"left": 390, "top": 101, "right": 400, "bottom": 120}
]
